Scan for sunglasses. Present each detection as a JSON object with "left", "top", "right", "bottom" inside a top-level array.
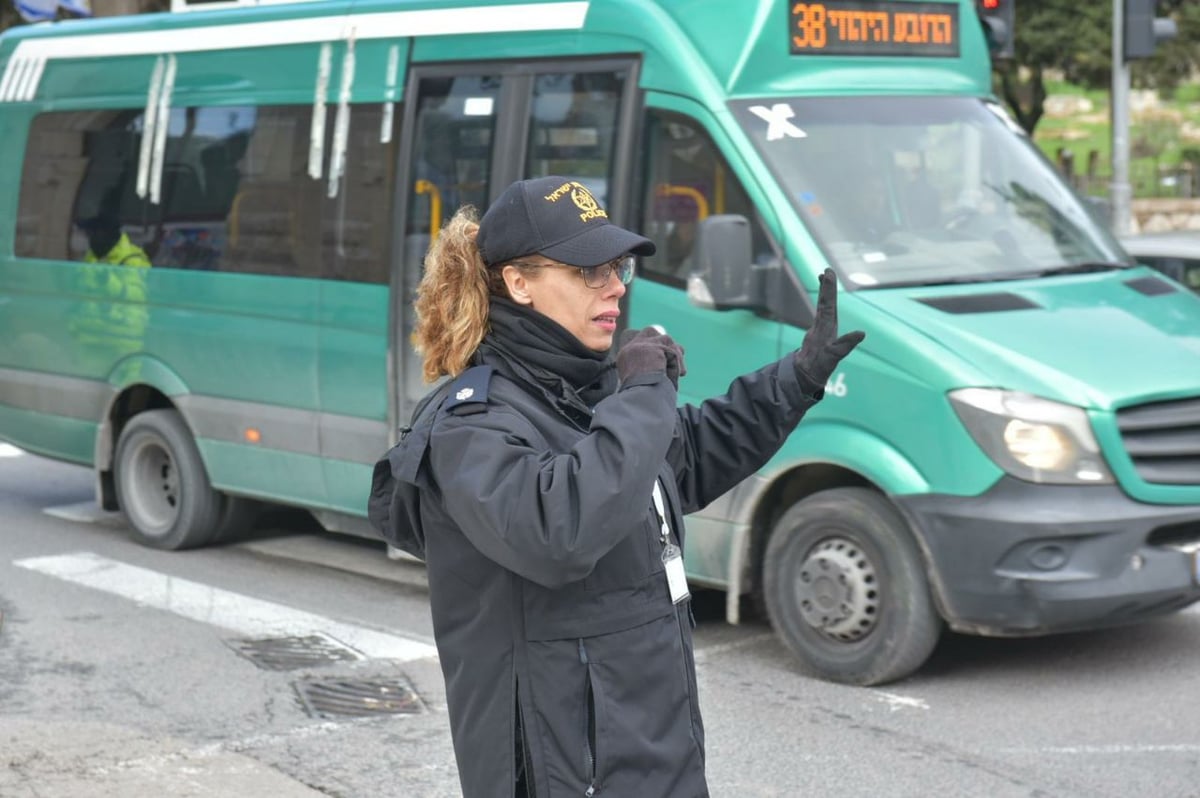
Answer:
[{"left": 510, "top": 255, "right": 636, "bottom": 289}]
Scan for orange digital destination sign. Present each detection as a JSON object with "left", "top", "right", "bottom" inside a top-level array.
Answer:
[{"left": 790, "top": 0, "right": 960, "bottom": 57}]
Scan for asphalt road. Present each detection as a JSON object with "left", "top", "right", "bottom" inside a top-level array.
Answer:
[{"left": 2, "top": 444, "right": 1199, "bottom": 797}]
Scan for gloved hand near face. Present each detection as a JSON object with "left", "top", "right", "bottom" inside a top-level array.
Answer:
[
  {"left": 617, "top": 327, "right": 687, "bottom": 389},
  {"left": 793, "top": 268, "right": 865, "bottom": 396}
]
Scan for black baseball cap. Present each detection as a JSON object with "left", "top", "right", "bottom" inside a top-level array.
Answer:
[{"left": 477, "top": 176, "right": 655, "bottom": 268}]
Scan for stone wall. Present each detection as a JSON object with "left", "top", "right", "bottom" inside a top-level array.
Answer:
[{"left": 1131, "top": 199, "right": 1200, "bottom": 233}]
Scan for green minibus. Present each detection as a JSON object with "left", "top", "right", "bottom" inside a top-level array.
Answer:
[{"left": 1, "top": 0, "right": 1198, "bottom": 685}]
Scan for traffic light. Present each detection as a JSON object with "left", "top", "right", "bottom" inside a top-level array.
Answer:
[
  {"left": 1123, "top": 0, "right": 1178, "bottom": 61},
  {"left": 976, "top": 0, "right": 1015, "bottom": 60}
]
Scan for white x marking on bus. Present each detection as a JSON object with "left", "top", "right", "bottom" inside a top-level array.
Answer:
[{"left": 748, "top": 103, "right": 807, "bottom": 141}]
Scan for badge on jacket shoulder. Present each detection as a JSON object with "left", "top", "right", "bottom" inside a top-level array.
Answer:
[{"left": 444, "top": 365, "right": 494, "bottom": 416}]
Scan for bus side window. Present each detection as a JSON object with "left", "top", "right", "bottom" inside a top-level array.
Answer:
[
  {"left": 320, "top": 104, "right": 399, "bottom": 285},
  {"left": 16, "top": 111, "right": 140, "bottom": 263},
  {"left": 638, "top": 111, "right": 775, "bottom": 285},
  {"left": 15, "top": 105, "right": 329, "bottom": 280},
  {"left": 523, "top": 70, "right": 626, "bottom": 206},
  {"left": 215, "top": 106, "right": 320, "bottom": 278},
  {"left": 154, "top": 106, "right": 263, "bottom": 273}
]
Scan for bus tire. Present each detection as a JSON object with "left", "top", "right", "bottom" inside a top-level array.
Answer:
[
  {"left": 762, "top": 487, "right": 941, "bottom": 686},
  {"left": 211, "top": 495, "right": 263, "bottom": 544},
  {"left": 113, "top": 409, "right": 222, "bottom": 550}
]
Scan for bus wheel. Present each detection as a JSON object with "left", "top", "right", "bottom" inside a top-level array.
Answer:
[
  {"left": 211, "top": 495, "right": 263, "bottom": 544},
  {"left": 114, "top": 409, "right": 222, "bottom": 550},
  {"left": 762, "top": 487, "right": 941, "bottom": 686}
]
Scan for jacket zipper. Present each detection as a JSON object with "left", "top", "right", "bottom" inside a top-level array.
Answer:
[{"left": 579, "top": 638, "right": 598, "bottom": 796}]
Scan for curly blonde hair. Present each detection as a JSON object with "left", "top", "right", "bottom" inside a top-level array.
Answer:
[{"left": 411, "top": 207, "right": 508, "bottom": 382}]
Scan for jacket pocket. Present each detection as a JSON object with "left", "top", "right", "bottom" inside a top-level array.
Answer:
[{"left": 584, "top": 514, "right": 661, "bottom": 592}]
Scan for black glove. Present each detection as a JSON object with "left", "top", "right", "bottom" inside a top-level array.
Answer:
[
  {"left": 617, "top": 328, "right": 687, "bottom": 389},
  {"left": 793, "top": 268, "right": 865, "bottom": 396}
]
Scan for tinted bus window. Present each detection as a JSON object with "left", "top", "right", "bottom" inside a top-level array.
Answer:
[
  {"left": 17, "top": 105, "right": 394, "bottom": 284},
  {"left": 16, "top": 110, "right": 133, "bottom": 263},
  {"left": 639, "top": 111, "right": 776, "bottom": 284},
  {"left": 321, "top": 104, "right": 398, "bottom": 284}
]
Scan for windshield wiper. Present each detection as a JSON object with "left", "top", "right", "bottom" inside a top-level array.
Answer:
[
  {"left": 1031, "top": 261, "right": 1131, "bottom": 277},
  {"left": 871, "top": 272, "right": 1034, "bottom": 289}
]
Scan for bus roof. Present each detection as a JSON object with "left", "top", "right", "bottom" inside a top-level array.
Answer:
[{"left": 0, "top": 0, "right": 992, "bottom": 105}]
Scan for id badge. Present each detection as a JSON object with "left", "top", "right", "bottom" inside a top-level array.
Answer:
[{"left": 662, "top": 543, "right": 690, "bottom": 604}]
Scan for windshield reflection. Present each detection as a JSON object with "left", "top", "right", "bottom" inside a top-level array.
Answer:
[{"left": 732, "top": 96, "right": 1128, "bottom": 288}]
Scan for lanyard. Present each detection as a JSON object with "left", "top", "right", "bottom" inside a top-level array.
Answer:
[
  {"left": 651, "top": 479, "right": 671, "bottom": 545},
  {"left": 652, "top": 478, "right": 690, "bottom": 604}
]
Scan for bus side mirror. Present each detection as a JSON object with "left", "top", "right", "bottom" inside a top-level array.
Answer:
[{"left": 688, "top": 214, "right": 763, "bottom": 311}]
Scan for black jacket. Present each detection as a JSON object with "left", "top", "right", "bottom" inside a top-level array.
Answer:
[{"left": 375, "top": 344, "right": 819, "bottom": 797}]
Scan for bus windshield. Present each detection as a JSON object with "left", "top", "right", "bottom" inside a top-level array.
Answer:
[{"left": 732, "top": 96, "right": 1128, "bottom": 288}]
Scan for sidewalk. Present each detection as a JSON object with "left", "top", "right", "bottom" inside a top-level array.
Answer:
[
  {"left": 1, "top": 719, "right": 329, "bottom": 798},
  {"left": 2, "top": 529, "right": 448, "bottom": 797}
]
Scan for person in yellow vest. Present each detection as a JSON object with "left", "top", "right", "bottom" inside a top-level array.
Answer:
[
  {"left": 71, "top": 212, "right": 151, "bottom": 359},
  {"left": 78, "top": 212, "right": 151, "bottom": 267}
]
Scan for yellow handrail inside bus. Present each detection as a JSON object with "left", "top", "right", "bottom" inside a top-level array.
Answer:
[
  {"left": 416, "top": 179, "right": 443, "bottom": 239},
  {"left": 655, "top": 183, "right": 709, "bottom": 220},
  {"left": 228, "top": 188, "right": 296, "bottom": 248}
]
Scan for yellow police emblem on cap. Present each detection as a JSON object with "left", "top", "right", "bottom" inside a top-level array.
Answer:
[{"left": 570, "top": 182, "right": 607, "bottom": 223}]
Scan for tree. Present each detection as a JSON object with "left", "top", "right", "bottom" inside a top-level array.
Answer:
[
  {"left": 992, "top": 1, "right": 1111, "bottom": 135},
  {"left": 992, "top": 0, "right": 1199, "bottom": 135}
]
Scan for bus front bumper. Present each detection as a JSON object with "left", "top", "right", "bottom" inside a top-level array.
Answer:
[{"left": 896, "top": 477, "right": 1200, "bottom": 636}]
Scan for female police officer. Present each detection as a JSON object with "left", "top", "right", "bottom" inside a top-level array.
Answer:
[{"left": 370, "top": 176, "right": 863, "bottom": 797}]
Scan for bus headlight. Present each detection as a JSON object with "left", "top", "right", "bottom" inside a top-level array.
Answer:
[{"left": 949, "top": 388, "right": 1114, "bottom": 485}]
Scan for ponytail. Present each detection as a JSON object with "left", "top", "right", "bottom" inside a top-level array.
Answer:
[{"left": 411, "top": 206, "right": 498, "bottom": 382}]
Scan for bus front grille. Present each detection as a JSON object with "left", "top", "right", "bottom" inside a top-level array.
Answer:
[{"left": 1116, "top": 397, "right": 1200, "bottom": 485}]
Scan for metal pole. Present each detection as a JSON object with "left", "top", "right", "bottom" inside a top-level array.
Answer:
[{"left": 1111, "top": 0, "right": 1133, "bottom": 234}]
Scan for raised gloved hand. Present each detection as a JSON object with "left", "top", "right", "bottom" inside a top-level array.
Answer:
[
  {"left": 793, "top": 268, "right": 865, "bottom": 396},
  {"left": 617, "top": 327, "right": 687, "bottom": 389}
]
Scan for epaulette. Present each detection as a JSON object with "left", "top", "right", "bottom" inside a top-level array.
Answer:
[{"left": 443, "top": 365, "right": 494, "bottom": 416}]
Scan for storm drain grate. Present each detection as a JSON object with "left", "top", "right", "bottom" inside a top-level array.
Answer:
[
  {"left": 226, "top": 634, "right": 363, "bottom": 671},
  {"left": 293, "top": 676, "right": 423, "bottom": 719}
]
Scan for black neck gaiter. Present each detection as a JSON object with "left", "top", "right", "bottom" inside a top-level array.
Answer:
[{"left": 478, "top": 297, "right": 617, "bottom": 412}]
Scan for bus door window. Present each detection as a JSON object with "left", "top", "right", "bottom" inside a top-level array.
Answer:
[
  {"left": 408, "top": 75, "right": 502, "bottom": 241},
  {"left": 638, "top": 111, "right": 776, "bottom": 284},
  {"left": 402, "top": 73, "right": 502, "bottom": 403},
  {"left": 523, "top": 70, "right": 626, "bottom": 207}
]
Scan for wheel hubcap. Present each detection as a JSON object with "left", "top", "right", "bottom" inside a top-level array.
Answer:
[
  {"left": 125, "top": 438, "right": 179, "bottom": 534},
  {"left": 794, "top": 537, "right": 879, "bottom": 641}
]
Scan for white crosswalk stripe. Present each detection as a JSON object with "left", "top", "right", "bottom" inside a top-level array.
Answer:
[{"left": 15, "top": 551, "right": 438, "bottom": 662}]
